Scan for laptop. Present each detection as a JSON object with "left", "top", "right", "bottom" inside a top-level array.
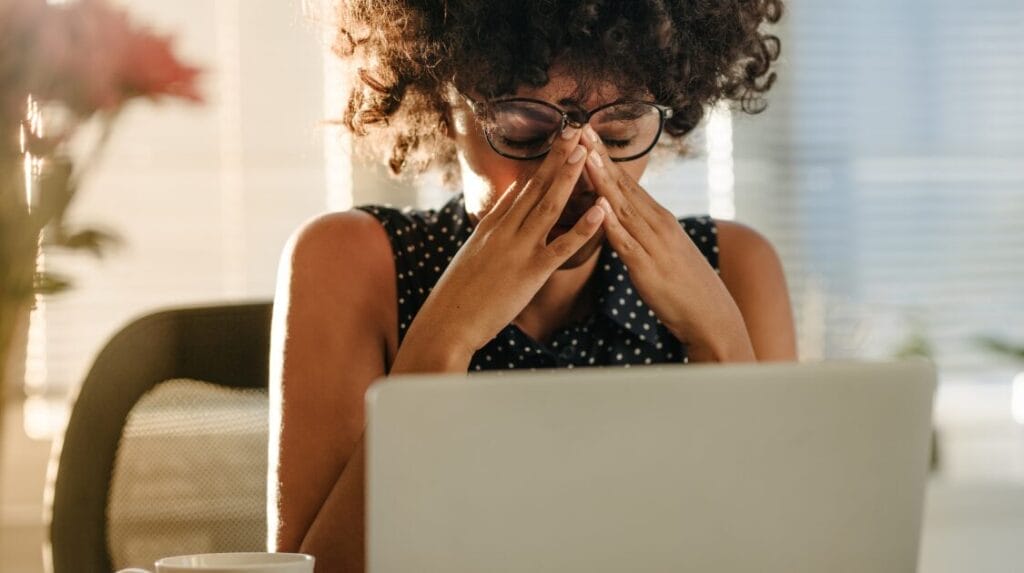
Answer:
[{"left": 366, "top": 360, "right": 936, "bottom": 573}]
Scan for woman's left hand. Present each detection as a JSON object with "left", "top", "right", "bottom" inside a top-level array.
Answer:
[{"left": 580, "top": 125, "right": 756, "bottom": 362}]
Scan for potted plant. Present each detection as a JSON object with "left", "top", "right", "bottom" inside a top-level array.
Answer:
[{"left": 1, "top": 0, "right": 202, "bottom": 439}]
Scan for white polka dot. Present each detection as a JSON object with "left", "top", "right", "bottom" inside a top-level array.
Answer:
[
  {"left": 634, "top": 348, "right": 642, "bottom": 355},
  {"left": 616, "top": 274, "right": 624, "bottom": 281},
  {"left": 643, "top": 323, "right": 650, "bottom": 330},
  {"left": 616, "top": 353, "right": 623, "bottom": 360},
  {"left": 611, "top": 251, "right": 619, "bottom": 258},
  {"left": 619, "top": 298, "right": 626, "bottom": 306}
]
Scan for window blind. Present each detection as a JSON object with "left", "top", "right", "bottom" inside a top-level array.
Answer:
[{"left": 727, "top": 0, "right": 1024, "bottom": 375}]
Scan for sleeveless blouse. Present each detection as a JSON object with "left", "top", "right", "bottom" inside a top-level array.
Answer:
[{"left": 357, "top": 193, "right": 719, "bottom": 371}]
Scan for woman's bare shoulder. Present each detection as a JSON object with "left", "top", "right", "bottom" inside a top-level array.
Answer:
[
  {"left": 279, "top": 209, "right": 397, "bottom": 341},
  {"left": 285, "top": 209, "right": 392, "bottom": 280}
]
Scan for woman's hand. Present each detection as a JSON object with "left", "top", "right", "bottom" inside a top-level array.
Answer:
[
  {"left": 392, "top": 128, "right": 606, "bottom": 373},
  {"left": 579, "top": 125, "right": 756, "bottom": 362}
]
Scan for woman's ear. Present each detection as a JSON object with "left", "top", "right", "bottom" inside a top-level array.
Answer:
[
  {"left": 440, "top": 104, "right": 456, "bottom": 141},
  {"left": 438, "top": 84, "right": 461, "bottom": 141}
]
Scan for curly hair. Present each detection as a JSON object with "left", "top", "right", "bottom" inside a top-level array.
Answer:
[{"left": 333, "top": 0, "right": 783, "bottom": 179}]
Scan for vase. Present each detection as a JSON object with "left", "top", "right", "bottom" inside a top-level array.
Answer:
[{"left": 1, "top": 104, "right": 41, "bottom": 442}]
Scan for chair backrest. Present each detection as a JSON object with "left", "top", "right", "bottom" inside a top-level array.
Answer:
[{"left": 47, "top": 302, "right": 273, "bottom": 573}]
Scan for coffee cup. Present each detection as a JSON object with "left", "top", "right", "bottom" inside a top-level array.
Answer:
[{"left": 116, "top": 552, "right": 314, "bottom": 573}]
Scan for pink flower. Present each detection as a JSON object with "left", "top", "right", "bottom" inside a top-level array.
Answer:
[
  {"left": 0, "top": 0, "right": 48, "bottom": 117},
  {"left": 2, "top": 0, "right": 202, "bottom": 118}
]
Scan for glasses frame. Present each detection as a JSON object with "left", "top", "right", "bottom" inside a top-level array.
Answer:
[{"left": 461, "top": 94, "right": 674, "bottom": 162}]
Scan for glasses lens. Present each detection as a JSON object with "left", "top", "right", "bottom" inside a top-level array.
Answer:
[
  {"left": 591, "top": 103, "right": 663, "bottom": 160},
  {"left": 485, "top": 101, "right": 563, "bottom": 158}
]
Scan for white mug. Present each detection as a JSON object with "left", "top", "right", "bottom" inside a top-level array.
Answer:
[{"left": 117, "top": 552, "right": 314, "bottom": 573}]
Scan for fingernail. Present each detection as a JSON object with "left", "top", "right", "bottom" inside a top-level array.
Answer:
[
  {"left": 598, "top": 197, "right": 612, "bottom": 215},
  {"left": 568, "top": 145, "right": 586, "bottom": 164},
  {"left": 588, "top": 149, "right": 603, "bottom": 168},
  {"left": 586, "top": 207, "right": 604, "bottom": 224},
  {"left": 584, "top": 125, "right": 600, "bottom": 144},
  {"left": 561, "top": 126, "right": 579, "bottom": 140}
]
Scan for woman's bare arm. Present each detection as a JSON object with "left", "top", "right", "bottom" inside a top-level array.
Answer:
[
  {"left": 716, "top": 221, "right": 798, "bottom": 361},
  {"left": 270, "top": 209, "right": 476, "bottom": 572},
  {"left": 270, "top": 210, "right": 394, "bottom": 571}
]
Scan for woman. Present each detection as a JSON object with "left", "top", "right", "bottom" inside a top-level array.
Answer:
[{"left": 271, "top": 1, "right": 794, "bottom": 571}]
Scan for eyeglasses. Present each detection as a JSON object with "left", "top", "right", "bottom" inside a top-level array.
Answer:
[{"left": 461, "top": 94, "right": 674, "bottom": 162}]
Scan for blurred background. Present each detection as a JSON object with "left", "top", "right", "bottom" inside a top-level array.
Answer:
[{"left": 2, "top": 0, "right": 1022, "bottom": 571}]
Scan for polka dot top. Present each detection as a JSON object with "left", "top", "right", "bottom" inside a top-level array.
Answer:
[{"left": 357, "top": 193, "right": 719, "bottom": 371}]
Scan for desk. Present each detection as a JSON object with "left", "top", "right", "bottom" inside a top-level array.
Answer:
[{"left": 920, "top": 481, "right": 1024, "bottom": 573}]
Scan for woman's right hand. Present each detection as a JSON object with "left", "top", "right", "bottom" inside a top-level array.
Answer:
[{"left": 392, "top": 127, "right": 605, "bottom": 372}]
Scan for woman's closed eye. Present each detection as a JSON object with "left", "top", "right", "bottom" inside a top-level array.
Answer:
[
  {"left": 496, "top": 134, "right": 550, "bottom": 149},
  {"left": 601, "top": 137, "right": 634, "bottom": 149}
]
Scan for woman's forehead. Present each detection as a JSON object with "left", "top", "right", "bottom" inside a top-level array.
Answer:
[{"left": 511, "top": 69, "right": 640, "bottom": 108}]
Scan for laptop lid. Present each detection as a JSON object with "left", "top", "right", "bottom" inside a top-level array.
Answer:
[{"left": 367, "top": 360, "right": 936, "bottom": 573}]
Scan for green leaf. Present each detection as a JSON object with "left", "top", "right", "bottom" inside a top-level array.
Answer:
[
  {"left": 33, "top": 272, "right": 73, "bottom": 296},
  {"left": 50, "top": 227, "right": 121, "bottom": 258},
  {"left": 975, "top": 335, "right": 1024, "bottom": 362}
]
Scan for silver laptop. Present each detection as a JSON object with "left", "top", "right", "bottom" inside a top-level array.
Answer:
[{"left": 366, "top": 360, "right": 936, "bottom": 573}]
